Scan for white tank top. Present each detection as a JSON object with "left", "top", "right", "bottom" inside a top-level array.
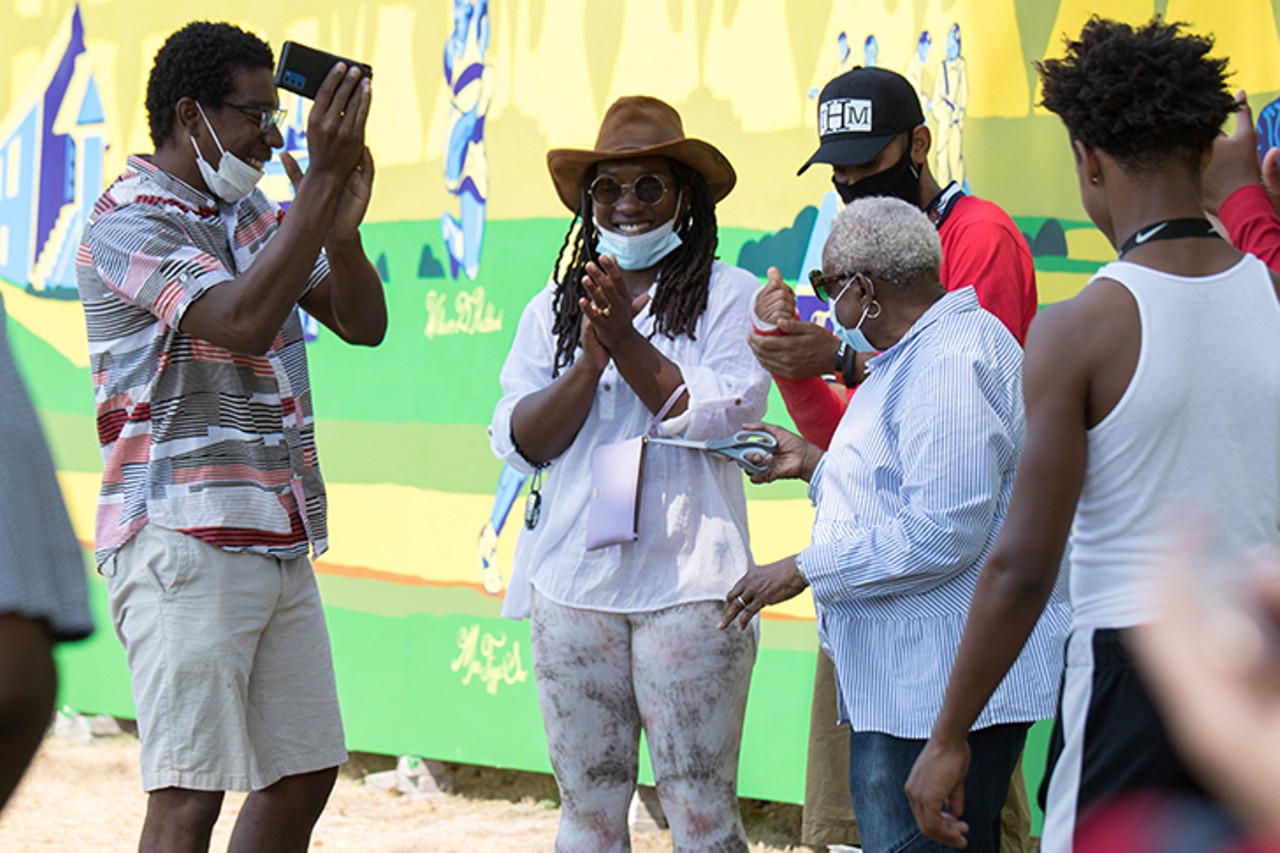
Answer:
[{"left": 1070, "top": 254, "right": 1280, "bottom": 630}]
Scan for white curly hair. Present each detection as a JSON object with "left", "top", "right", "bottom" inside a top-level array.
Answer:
[{"left": 822, "top": 196, "right": 942, "bottom": 290}]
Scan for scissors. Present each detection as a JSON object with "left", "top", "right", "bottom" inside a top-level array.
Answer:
[{"left": 647, "top": 429, "right": 778, "bottom": 475}]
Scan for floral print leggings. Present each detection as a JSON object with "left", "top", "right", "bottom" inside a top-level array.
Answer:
[{"left": 530, "top": 591, "right": 758, "bottom": 852}]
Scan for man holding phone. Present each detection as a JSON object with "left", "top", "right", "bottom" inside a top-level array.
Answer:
[{"left": 76, "top": 21, "right": 384, "bottom": 851}]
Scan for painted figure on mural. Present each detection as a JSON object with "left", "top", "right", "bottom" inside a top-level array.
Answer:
[
  {"left": 931, "top": 23, "right": 969, "bottom": 191},
  {"left": 442, "top": 0, "right": 492, "bottom": 281},
  {"left": 263, "top": 89, "right": 323, "bottom": 343},
  {"left": 864, "top": 33, "right": 880, "bottom": 68},
  {"left": 1255, "top": 95, "right": 1280, "bottom": 164},
  {"left": 0, "top": 6, "right": 106, "bottom": 297},
  {"left": 905, "top": 30, "right": 932, "bottom": 118},
  {"left": 475, "top": 463, "right": 525, "bottom": 595}
]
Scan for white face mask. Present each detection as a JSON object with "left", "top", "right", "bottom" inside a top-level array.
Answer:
[{"left": 190, "top": 102, "right": 263, "bottom": 203}]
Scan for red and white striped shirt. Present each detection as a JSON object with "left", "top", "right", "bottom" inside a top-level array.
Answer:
[{"left": 76, "top": 155, "right": 330, "bottom": 565}]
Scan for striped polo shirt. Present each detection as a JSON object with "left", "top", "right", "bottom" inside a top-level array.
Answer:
[
  {"left": 76, "top": 155, "right": 331, "bottom": 566},
  {"left": 803, "top": 287, "right": 1070, "bottom": 738}
]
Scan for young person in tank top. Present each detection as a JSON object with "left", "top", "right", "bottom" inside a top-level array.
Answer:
[{"left": 902, "top": 17, "right": 1280, "bottom": 853}]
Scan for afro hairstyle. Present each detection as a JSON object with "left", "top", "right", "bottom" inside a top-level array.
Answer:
[
  {"left": 1037, "top": 16, "right": 1235, "bottom": 173},
  {"left": 146, "top": 21, "right": 274, "bottom": 149}
]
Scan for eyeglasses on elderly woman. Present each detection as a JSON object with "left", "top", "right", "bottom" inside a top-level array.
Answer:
[
  {"left": 808, "top": 268, "right": 897, "bottom": 303},
  {"left": 808, "top": 268, "right": 861, "bottom": 303}
]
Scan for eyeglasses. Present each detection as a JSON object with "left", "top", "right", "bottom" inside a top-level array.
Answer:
[
  {"left": 588, "top": 172, "right": 671, "bottom": 208},
  {"left": 808, "top": 268, "right": 859, "bottom": 303},
  {"left": 219, "top": 101, "right": 288, "bottom": 132}
]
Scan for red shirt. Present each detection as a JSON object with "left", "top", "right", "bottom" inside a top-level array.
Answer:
[
  {"left": 1219, "top": 183, "right": 1280, "bottom": 269},
  {"left": 774, "top": 193, "right": 1037, "bottom": 448}
]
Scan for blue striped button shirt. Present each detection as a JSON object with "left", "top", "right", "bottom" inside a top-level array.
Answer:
[{"left": 803, "top": 287, "right": 1070, "bottom": 738}]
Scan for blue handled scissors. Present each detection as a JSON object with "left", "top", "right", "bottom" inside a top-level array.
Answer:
[{"left": 647, "top": 429, "right": 778, "bottom": 475}]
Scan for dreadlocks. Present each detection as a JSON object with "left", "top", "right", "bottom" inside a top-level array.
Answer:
[{"left": 548, "top": 160, "right": 718, "bottom": 376}]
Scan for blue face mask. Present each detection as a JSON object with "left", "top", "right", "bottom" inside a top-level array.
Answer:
[
  {"left": 829, "top": 276, "right": 880, "bottom": 352},
  {"left": 595, "top": 218, "right": 683, "bottom": 270},
  {"left": 593, "top": 190, "right": 685, "bottom": 270}
]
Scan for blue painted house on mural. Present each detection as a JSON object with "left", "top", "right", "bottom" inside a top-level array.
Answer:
[{"left": 0, "top": 6, "right": 107, "bottom": 298}]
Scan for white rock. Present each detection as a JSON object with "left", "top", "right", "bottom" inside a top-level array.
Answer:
[
  {"left": 363, "top": 770, "right": 399, "bottom": 792},
  {"left": 88, "top": 716, "right": 123, "bottom": 738},
  {"left": 53, "top": 710, "right": 91, "bottom": 744}
]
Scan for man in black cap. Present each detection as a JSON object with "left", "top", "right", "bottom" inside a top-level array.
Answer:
[{"left": 748, "top": 66, "right": 1039, "bottom": 852}]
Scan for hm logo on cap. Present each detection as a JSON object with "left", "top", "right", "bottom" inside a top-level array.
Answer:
[{"left": 820, "top": 98, "right": 872, "bottom": 136}]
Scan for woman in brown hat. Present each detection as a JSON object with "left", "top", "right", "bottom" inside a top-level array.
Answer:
[{"left": 489, "top": 96, "right": 770, "bottom": 851}]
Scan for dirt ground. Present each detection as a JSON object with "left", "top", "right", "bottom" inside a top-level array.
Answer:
[{"left": 0, "top": 733, "right": 812, "bottom": 852}]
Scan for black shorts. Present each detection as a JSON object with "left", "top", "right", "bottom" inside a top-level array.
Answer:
[{"left": 1037, "top": 627, "right": 1207, "bottom": 852}]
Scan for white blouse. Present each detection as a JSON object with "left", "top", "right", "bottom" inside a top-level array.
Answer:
[{"left": 490, "top": 261, "right": 771, "bottom": 618}]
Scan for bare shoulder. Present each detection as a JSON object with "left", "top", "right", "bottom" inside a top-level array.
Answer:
[
  {"left": 1029, "top": 276, "right": 1137, "bottom": 347},
  {"left": 1025, "top": 276, "right": 1139, "bottom": 396}
]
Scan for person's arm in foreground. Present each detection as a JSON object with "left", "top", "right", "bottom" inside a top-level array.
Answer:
[
  {"left": 904, "top": 304, "right": 1088, "bottom": 847},
  {"left": 1133, "top": 537, "right": 1280, "bottom": 835}
]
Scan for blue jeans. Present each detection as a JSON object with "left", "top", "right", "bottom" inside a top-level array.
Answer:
[{"left": 849, "top": 723, "right": 1029, "bottom": 852}]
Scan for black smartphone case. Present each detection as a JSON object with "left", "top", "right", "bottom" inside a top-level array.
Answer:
[{"left": 275, "top": 41, "right": 373, "bottom": 100}]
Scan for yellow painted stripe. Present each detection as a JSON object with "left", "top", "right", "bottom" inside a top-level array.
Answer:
[
  {"left": 1037, "top": 270, "right": 1092, "bottom": 306},
  {"left": 0, "top": 280, "right": 90, "bottom": 368},
  {"left": 59, "top": 472, "right": 819, "bottom": 620}
]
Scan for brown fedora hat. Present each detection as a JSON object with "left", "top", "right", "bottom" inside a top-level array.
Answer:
[{"left": 546, "top": 96, "right": 737, "bottom": 212}]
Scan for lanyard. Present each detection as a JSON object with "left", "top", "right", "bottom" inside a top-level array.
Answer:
[
  {"left": 924, "top": 182, "right": 965, "bottom": 228},
  {"left": 1117, "top": 218, "right": 1220, "bottom": 259}
]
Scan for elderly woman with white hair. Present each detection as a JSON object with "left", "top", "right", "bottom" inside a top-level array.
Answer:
[{"left": 723, "top": 196, "right": 1068, "bottom": 852}]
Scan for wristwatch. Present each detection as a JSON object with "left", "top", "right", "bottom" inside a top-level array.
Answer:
[{"left": 835, "top": 341, "right": 857, "bottom": 387}]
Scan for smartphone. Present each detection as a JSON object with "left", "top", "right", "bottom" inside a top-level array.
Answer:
[{"left": 274, "top": 41, "right": 373, "bottom": 100}]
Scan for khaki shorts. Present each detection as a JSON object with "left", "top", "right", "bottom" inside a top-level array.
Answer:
[{"left": 104, "top": 524, "right": 346, "bottom": 792}]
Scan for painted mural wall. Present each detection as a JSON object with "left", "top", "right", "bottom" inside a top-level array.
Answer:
[{"left": 4, "top": 0, "right": 1279, "bottom": 812}]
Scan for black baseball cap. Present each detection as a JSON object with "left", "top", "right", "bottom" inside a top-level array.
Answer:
[{"left": 797, "top": 67, "right": 924, "bottom": 175}]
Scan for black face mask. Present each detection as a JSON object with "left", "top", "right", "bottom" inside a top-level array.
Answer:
[{"left": 833, "top": 142, "right": 921, "bottom": 206}]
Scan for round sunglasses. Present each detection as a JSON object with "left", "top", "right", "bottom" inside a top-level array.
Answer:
[{"left": 588, "top": 172, "right": 671, "bottom": 208}]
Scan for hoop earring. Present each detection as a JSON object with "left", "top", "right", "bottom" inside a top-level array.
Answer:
[{"left": 867, "top": 300, "right": 882, "bottom": 319}]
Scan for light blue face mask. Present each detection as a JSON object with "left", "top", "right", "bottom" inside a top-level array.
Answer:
[
  {"left": 593, "top": 190, "right": 685, "bottom": 270},
  {"left": 829, "top": 275, "right": 881, "bottom": 353}
]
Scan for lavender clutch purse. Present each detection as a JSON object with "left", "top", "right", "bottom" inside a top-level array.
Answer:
[{"left": 585, "top": 436, "right": 646, "bottom": 550}]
